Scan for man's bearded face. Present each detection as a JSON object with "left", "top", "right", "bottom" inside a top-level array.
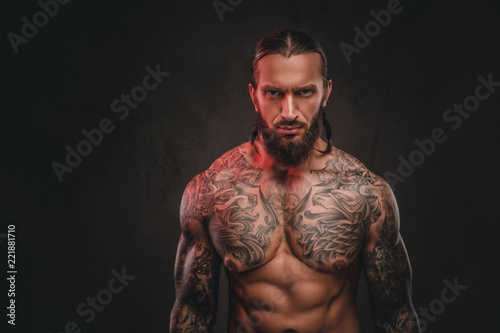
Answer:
[
  {"left": 257, "top": 108, "right": 322, "bottom": 167},
  {"left": 249, "top": 53, "right": 332, "bottom": 167}
]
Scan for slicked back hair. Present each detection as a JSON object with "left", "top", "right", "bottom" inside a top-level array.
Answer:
[{"left": 249, "top": 28, "right": 333, "bottom": 154}]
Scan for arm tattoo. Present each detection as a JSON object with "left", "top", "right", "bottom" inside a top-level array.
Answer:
[
  {"left": 171, "top": 175, "right": 221, "bottom": 333},
  {"left": 172, "top": 243, "right": 220, "bottom": 332},
  {"left": 362, "top": 181, "right": 419, "bottom": 332}
]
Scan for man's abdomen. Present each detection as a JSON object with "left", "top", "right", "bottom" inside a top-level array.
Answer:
[{"left": 226, "top": 246, "right": 362, "bottom": 333}]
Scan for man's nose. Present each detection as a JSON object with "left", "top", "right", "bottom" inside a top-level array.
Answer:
[{"left": 281, "top": 94, "right": 298, "bottom": 121}]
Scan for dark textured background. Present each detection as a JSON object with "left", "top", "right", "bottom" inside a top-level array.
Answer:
[{"left": 1, "top": 0, "right": 499, "bottom": 332}]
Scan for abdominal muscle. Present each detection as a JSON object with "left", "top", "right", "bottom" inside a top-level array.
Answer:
[{"left": 225, "top": 241, "right": 362, "bottom": 333}]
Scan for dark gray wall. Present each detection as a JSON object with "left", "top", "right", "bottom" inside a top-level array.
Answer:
[{"left": 1, "top": 0, "right": 499, "bottom": 332}]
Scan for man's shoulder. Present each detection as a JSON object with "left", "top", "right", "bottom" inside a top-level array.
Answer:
[
  {"left": 180, "top": 145, "right": 245, "bottom": 215},
  {"left": 323, "top": 147, "right": 390, "bottom": 193},
  {"left": 186, "top": 143, "right": 256, "bottom": 186},
  {"left": 206, "top": 143, "right": 251, "bottom": 172},
  {"left": 323, "top": 146, "right": 372, "bottom": 174},
  {"left": 326, "top": 147, "right": 365, "bottom": 169}
]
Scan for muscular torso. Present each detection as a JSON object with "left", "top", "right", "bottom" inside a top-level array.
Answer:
[{"left": 194, "top": 144, "right": 383, "bottom": 333}]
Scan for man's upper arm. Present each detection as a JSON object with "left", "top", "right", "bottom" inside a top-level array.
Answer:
[
  {"left": 170, "top": 173, "right": 222, "bottom": 332},
  {"left": 362, "top": 176, "right": 420, "bottom": 332}
]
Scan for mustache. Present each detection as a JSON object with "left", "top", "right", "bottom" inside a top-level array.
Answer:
[
  {"left": 255, "top": 111, "right": 307, "bottom": 130},
  {"left": 273, "top": 119, "right": 307, "bottom": 128}
]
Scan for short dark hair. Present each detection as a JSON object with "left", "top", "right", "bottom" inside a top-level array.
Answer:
[{"left": 249, "top": 28, "right": 330, "bottom": 88}]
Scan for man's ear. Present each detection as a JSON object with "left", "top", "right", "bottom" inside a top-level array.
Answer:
[
  {"left": 322, "top": 79, "right": 333, "bottom": 107},
  {"left": 249, "top": 83, "right": 258, "bottom": 112}
]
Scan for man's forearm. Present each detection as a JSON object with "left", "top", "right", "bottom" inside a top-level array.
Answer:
[
  {"left": 170, "top": 301, "right": 217, "bottom": 333},
  {"left": 372, "top": 304, "right": 421, "bottom": 333}
]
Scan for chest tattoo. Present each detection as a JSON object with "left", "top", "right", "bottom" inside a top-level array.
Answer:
[{"left": 201, "top": 149, "right": 383, "bottom": 270}]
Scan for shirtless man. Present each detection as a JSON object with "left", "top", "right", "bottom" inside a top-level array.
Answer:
[{"left": 170, "top": 29, "right": 420, "bottom": 333}]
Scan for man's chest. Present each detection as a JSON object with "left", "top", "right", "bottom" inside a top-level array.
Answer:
[{"left": 205, "top": 169, "right": 382, "bottom": 273}]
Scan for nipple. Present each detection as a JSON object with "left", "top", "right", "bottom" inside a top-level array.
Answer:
[
  {"left": 225, "top": 260, "right": 238, "bottom": 272},
  {"left": 332, "top": 259, "right": 347, "bottom": 271}
]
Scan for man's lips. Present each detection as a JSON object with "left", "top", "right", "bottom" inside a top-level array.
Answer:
[{"left": 276, "top": 125, "right": 302, "bottom": 135}]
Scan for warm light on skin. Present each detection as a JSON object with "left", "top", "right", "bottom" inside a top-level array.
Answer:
[{"left": 249, "top": 53, "right": 333, "bottom": 141}]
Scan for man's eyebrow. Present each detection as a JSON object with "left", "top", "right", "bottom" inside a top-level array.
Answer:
[
  {"left": 260, "top": 84, "right": 280, "bottom": 90},
  {"left": 296, "top": 84, "right": 318, "bottom": 90},
  {"left": 260, "top": 83, "right": 319, "bottom": 91}
]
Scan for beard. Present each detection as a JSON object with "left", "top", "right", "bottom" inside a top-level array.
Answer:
[{"left": 256, "top": 108, "right": 323, "bottom": 168}]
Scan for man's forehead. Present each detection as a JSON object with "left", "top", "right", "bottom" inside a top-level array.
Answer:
[{"left": 255, "top": 53, "right": 323, "bottom": 88}]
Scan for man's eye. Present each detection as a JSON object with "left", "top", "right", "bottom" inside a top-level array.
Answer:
[
  {"left": 299, "top": 89, "right": 314, "bottom": 96},
  {"left": 265, "top": 90, "right": 280, "bottom": 97}
]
